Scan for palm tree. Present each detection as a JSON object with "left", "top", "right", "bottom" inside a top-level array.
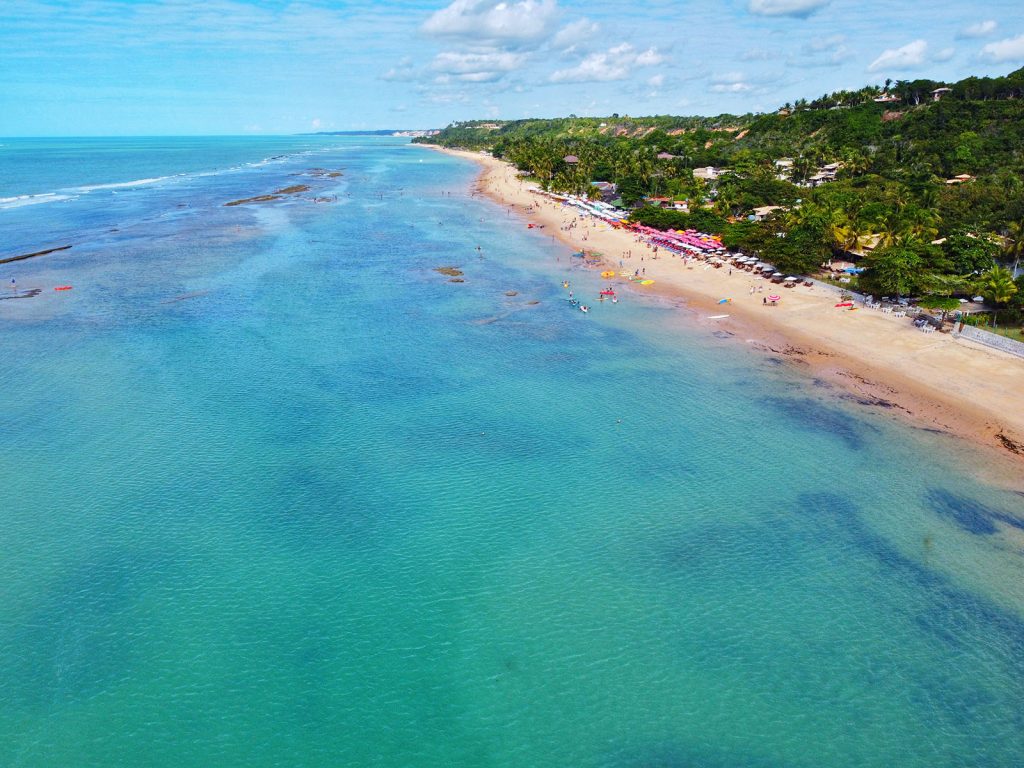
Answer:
[
  {"left": 871, "top": 218, "right": 901, "bottom": 250},
  {"left": 1003, "top": 219, "right": 1024, "bottom": 277},
  {"left": 899, "top": 208, "right": 939, "bottom": 245},
  {"left": 831, "top": 220, "right": 860, "bottom": 253},
  {"left": 976, "top": 265, "right": 1019, "bottom": 306}
]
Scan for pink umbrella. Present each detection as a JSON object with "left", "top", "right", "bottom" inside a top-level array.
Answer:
[{"left": 768, "top": 295, "right": 782, "bottom": 302}]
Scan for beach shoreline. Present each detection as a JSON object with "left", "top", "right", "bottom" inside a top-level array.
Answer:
[{"left": 431, "top": 145, "right": 1024, "bottom": 486}]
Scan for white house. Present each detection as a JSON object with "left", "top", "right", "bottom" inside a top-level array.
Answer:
[{"left": 693, "top": 166, "right": 723, "bottom": 181}]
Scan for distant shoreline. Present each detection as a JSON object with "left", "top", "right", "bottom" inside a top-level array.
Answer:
[{"left": 428, "top": 144, "right": 1024, "bottom": 485}]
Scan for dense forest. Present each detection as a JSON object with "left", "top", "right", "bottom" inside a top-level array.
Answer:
[{"left": 415, "top": 68, "right": 1024, "bottom": 322}]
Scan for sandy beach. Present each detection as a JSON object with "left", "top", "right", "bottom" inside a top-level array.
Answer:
[{"left": 436, "top": 147, "right": 1024, "bottom": 482}]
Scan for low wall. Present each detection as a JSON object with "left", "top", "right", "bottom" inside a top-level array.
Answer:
[{"left": 953, "top": 324, "right": 1024, "bottom": 359}]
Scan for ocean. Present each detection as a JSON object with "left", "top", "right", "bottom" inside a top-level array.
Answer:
[{"left": 1, "top": 136, "right": 1022, "bottom": 767}]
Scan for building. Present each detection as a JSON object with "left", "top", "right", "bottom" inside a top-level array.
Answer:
[
  {"left": 807, "top": 162, "right": 842, "bottom": 187},
  {"left": 774, "top": 158, "right": 794, "bottom": 180},
  {"left": 590, "top": 181, "right": 618, "bottom": 203},
  {"left": 932, "top": 87, "right": 953, "bottom": 101},
  {"left": 750, "top": 205, "right": 785, "bottom": 221},
  {"left": 945, "top": 174, "right": 975, "bottom": 185},
  {"left": 693, "top": 166, "right": 723, "bottom": 181}
]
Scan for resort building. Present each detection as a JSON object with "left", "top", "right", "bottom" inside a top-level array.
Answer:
[
  {"left": 750, "top": 205, "right": 785, "bottom": 221},
  {"left": 693, "top": 166, "right": 724, "bottom": 181},
  {"left": 775, "top": 158, "right": 794, "bottom": 179}
]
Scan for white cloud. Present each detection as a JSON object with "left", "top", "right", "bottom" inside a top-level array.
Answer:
[
  {"left": 709, "top": 72, "right": 753, "bottom": 93},
  {"left": 381, "top": 57, "right": 417, "bottom": 82},
  {"left": 432, "top": 50, "right": 527, "bottom": 82},
  {"left": 423, "top": 0, "right": 559, "bottom": 46},
  {"left": 980, "top": 34, "right": 1024, "bottom": 63},
  {"left": 748, "top": 0, "right": 829, "bottom": 18},
  {"left": 958, "top": 20, "right": 997, "bottom": 39},
  {"left": 648, "top": 74, "right": 665, "bottom": 87},
  {"left": 551, "top": 18, "right": 599, "bottom": 51},
  {"left": 868, "top": 39, "right": 928, "bottom": 72},
  {"left": 549, "top": 43, "right": 664, "bottom": 83},
  {"left": 710, "top": 82, "right": 753, "bottom": 93},
  {"left": 800, "top": 34, "right": 852, "bottom": 67},
  {"left": 933, "top": 46, "right": 956, "bottom": 62}
]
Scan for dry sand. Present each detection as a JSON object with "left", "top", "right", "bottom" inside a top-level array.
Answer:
[{"left": 436, "top": 147, "right": 1024, "bottom": 484}]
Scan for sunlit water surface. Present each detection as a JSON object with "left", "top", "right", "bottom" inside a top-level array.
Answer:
[{"left": 1, "top": 137, "right": 1022, "bottom": 767}]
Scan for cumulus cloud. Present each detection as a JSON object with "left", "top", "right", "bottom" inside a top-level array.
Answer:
[
  {"left": 958, "top": 20, "right": 997, "bottom": 39},
  {"left": 748, "top": 0, "right": 829, "bottom": 18},
  {"left": 423, "top": 0, "right": 559, "bottom": 46},
  {"left": 432, "top": 49, "right": 527, "bottom": 82},
  {"left": 551, "top": 18, "right": 599, "bottom": 51},
  {"left": 868, "top": 39, "right": 928, "bottom": 72},
  {"left": 709, "top": 72, "right": 753, "bottom": 93},
  {"left": 711, "top": 82, "right": 753, "bottom": 93},
  {"left": 549, "top": 43, "right": 664, "bottom": 83},
  {"left": 933, "top": 46, "right": 956, "bottom": 62},
  {"left": 980, "top": 34, "right": 1024, "bottom": 63}
]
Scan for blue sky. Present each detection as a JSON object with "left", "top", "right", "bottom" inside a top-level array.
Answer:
[{"left": 2, "top": 0, "right": 1024, "bottom": 135}]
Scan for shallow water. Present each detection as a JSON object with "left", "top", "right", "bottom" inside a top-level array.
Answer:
[{"left": 1, "top": 137, "right": 1022, "bottom": 767}]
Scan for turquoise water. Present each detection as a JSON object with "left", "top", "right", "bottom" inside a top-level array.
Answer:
[{"left": 1, "top": 137, "right": 1023, "bottom": 767}]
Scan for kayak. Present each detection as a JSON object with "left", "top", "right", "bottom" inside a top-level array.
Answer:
[{"left": 54, "top": 286, "right": 73, "bottom": 291}]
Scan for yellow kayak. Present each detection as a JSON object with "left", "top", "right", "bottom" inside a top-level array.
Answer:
[{"left": 601, "top": 270, "right": 616, "bottom": 279}]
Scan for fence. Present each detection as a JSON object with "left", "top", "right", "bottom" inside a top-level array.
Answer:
[{"left": 952, "top": 324, "right": 1024, "bottom": 359}]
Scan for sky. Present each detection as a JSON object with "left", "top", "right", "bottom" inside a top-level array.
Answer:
[{"left": 1, "top": 0, "right": 1024, "bottom": 135}]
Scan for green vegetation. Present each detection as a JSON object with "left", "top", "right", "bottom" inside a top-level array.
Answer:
[{"left": 416, "top": 67, "right": 1024, "bottom": 320}]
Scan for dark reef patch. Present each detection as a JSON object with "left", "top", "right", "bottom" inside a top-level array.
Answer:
[
  {"left": 926, "top": 488, "right": 1024, "bottom": 535},
  {"left": 761, "top": 396, "right": 871, "bottom": 451}
]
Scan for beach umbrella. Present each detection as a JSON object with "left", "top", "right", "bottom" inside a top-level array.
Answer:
[{"left": 768, "top": 295, "right": 782, "bottom": 302}]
